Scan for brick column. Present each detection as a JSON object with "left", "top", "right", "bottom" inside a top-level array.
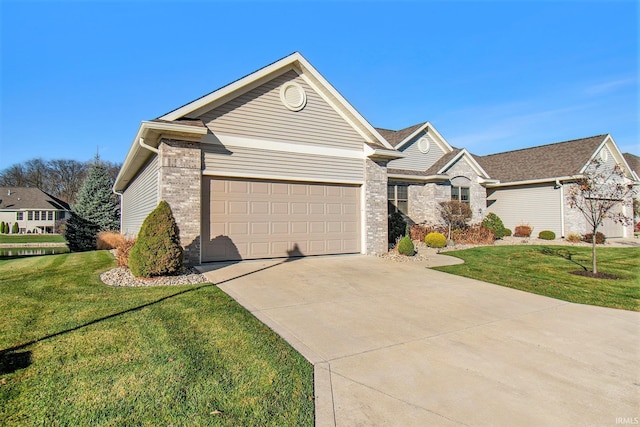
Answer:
[
  {"left": 158, "top": 139, "right": 202, "bottom": 266},
  {"left": 364, "top": 158, "right": 388, "bottom": 255}
]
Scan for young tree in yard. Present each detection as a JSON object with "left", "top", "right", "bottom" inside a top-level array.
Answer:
[
  {"left": 65, "top": 157, "right": 120, "bottom": 251},
  {"left": 439, "top": 200, "right": 472, "bottom": 240},
  {"left": 567, "top": 159, "right": 635, "bottom": 275}
]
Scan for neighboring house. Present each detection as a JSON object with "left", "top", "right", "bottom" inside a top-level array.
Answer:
[
  {"left": 0, "top": 187, "right": 70, "bottom": 234},
  {"left": 622, "top": 152, "right": 640, "bottom": 223},
  {"left": 478, "top": 135, "right": 636, "bottom": 238},
  {"left": 116, "top": 52, "right": 638, "bottom": 265},
  {"left": 114, "top": 52, "right": 402, "bottom": 264}
]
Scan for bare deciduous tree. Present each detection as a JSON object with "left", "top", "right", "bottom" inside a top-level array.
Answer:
[
  {"left": 566, "top": 159, "right": 635, "bottom": 274},
  {"left": 439, "top": 200, "right": 472, "bottom": 240},
  {"left": 0, "top": 157, "right": 121, "bottom": 204}
]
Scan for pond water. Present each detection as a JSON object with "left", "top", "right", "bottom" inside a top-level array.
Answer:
[{"left": 0, "top": 246, "right": 70, "bottom": 258}]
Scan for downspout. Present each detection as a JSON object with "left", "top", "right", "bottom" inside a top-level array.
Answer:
[
  {"left": 113, "top": 188, "right": 124, "bottom": 233},
  {"left": 557, "top": 179, "right": 565, "bottom": 238}
]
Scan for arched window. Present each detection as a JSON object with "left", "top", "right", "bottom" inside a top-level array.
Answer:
[{"left": 450, "top": 176, "right": 471, "bottom": 204}]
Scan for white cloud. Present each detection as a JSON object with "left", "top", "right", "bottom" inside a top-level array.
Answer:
[{"left": 584, "top": 77, "right": 636, "bottom": 96}]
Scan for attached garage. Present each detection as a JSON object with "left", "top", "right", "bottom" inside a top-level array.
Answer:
[
  {"left": 202, "top": 178, "right": 360, "bottom": 262},
  {"left": 114, "top": 52, "right": 399, "bottom": 265}
]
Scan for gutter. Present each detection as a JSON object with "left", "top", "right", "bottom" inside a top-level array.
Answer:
[
  {"left": 387, "top": 173, "right": 449, "bottom": 182},
  {"left": 485, "top": 175, "right": 579, "bottom": 188}
]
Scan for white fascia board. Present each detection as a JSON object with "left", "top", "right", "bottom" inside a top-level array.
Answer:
[
  {"left": 363, "top": 145, "right": 405, "bottom": 160},
  {"left": 578, "top": 135, "right": 609, "bottom": 174},
  {"left": 393, "top": 122, "right": 430, "bottom": 150},
  {"left": 208, "top": 132, "right": 365, "bottom": 159},
  {"left": 387, "top": 173, "right": 449, "bottom": 182},
  {"left": 579, "top": 134, "right": 636, "bottom": 180},
  {"left": 485, "top": 175, "right": 578, "bottom": 188},
  {"left": 295, "top": 57, "right": 394, "bottom": 150},
  {"left": 160, "top": 54, "right": 302, "bottom": 121},
  {"left": 113, "top": 121, "right": 208, "bottom": 192},
  {"left": 437, "top": 149, "right": 491, "bottom": 178},
  {"left": 394, "top": 122, "right": 454, "bottom": 153},
  {"left": 202, "top": 170, "right": 364, "bottom": 185}
]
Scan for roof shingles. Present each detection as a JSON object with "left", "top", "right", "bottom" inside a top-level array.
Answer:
[
  {"left": 476, "top": 135, "right": 608, "bottom": 182},
  {"left": 0, "top": 187, "right": 70, "bottom": 211}
]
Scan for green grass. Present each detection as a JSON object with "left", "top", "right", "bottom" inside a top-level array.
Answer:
[
  {"left": 434, "top": 246, "right": 640, "bottom": 311},
  {"left": 0, "top": 251, "right": 314, "bottom": 426},
  {"left": 0, "top": 234, "right": 67, "bottom": 244}
]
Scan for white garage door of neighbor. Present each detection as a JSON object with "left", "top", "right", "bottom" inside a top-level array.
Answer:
[
  {"left": 202, "top": 178, "right": 361, "bottom": 262},
  {"left": 600, "top": 203, "right": 624, "bottom": 238}
]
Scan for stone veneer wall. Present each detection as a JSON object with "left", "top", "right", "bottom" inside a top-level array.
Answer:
[
  {"left": 364, "top": 158, "right": 388, "bottom": 254},
  {"left": 444, "top": 159, "right": 487, "bottom": 224},
  {"left": 158, "top": 139, "right": 202, "bottom": 266}
]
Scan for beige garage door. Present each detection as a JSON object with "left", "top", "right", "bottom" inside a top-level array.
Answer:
[{"left": 202, "top": 178, "right": 360, "bottom": 262}]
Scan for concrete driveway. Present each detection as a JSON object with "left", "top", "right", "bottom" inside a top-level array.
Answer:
[{"left": 199, "top": 255, "right": 639, "bottom": 426}]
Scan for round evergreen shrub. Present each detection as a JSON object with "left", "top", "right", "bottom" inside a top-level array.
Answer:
[
  {"left": 481, "top": 213, "right": 506, "bottom": 239},
  {"left": 425, "top": 232, "right": 446, "bottom": 248},
  {"left": 397, "top": 235, "right": 415, "bottom": 256},
  {"left": 504, "top": 228, "right": 512, "bottom": 237},
  {"left": 538, "top": 230, "right": 555, "bottom": 240},
  {"left": 129, "top": 201, "right": 184, "bottom": 278}
]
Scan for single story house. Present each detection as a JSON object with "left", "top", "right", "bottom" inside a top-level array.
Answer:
[
  {"left": 383, "top": 127, "right": 636, "bottom": 238},
  {"left": 115, "top": 52, "right": 638, "bottom": 265},
  {"left": 0, "top": 187, "right": 70, "bottom": 234}
]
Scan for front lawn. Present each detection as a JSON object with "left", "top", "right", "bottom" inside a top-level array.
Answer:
[
  {"left": 0, "top": 251, "right": 314, "bottom": 426},
  {"left": 0, "top": 234, "right": 67, "bottom": 244},
  {"left": 434, "top": 246, "right": 640, "bottom": 311}
]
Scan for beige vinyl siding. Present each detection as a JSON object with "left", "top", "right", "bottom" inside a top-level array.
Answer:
[
  {"left": 199, "top": 70, "right": 364, "bottom": 151},
  {"left": 203, "top": 144, "right": 364, "bottom": 183},
  {"left": 387, "top": 132, "right": 446, "bottom": 171},
  {"left": 121, "top": 155, "right": 159, "bottom": 236},
  {"left": 487, "top": 184, "right": 562, "bottom": 236}
]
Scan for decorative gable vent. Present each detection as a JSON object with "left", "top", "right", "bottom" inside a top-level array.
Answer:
[
  {"left": 600, "top": 148, "right": 608, "bottom": 162},
  {"left": 280, "top": 82, "right": 307, "bottom": 111},
  {"left": 417, "top": 136, "right": 430, "bottom": 153}
]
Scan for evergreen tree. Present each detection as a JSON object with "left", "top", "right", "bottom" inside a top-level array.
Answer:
[
  {"left": 129, "top": 201, "right": 183, "bottom": 278},
  {"left": 12, "top": 222, "right": 19, "bottom": 234},
  {"left": 65, "top": 157, "right": 120, "bottom": 251}
]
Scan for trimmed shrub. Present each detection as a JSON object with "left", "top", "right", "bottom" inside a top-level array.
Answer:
[
  {"left": 451, "top": 225, "right": 495, "bottom": 245},
  {"left": 565, "top": 233, "right": 581, "bottom": 243},
  {"left": 97, "top": 231, "right": 126, "bottom": 250},
  {"left": 538, "top": 230, "right": 555, "bottom": 240},
  {"left": 1, "top": 222, "right": 6, "bottom": 234},
  {"left": 116, "top": 237, "right": 136, "bottom": 268},
  {"left": 397, "top": 235, "right": 415, "bottom": 256},
  {"left": 482, "top": 213, "right": 507, "bottom": 239},
  {"left": 12, "top": 222, "right": 19, "bottom": 234},
  {"left": 425, "top": 232, "right": 446, "bottom": 248},
  {"left": 504, "top": 228, "right": 512, "bottom": 237},
  {"left": 410, "top": 224, "right": 447, "bottom": 242},
  {"left": 582, "top": 232, "right": 606, "bottom": 245},
  {"left": 388, "top": 212, "right": 406, "bottom": 244},
  {"left": 514, "top": 224, "right": 533, "bottom": 237},
  {"left": 129, "top": 201, "right": 183, "bottom": 278}
]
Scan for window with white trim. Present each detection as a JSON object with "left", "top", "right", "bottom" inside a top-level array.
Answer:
[
  {"left": 451, "top": 186, "right": 470, "bottom": 204},
  {"left": 388, "top": 184, "right": 408, "bottom": 214},
  {"left": 17, "top": 212, "right": 24, "bottom": 220}
]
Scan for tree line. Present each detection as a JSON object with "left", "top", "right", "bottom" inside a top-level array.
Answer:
[{"left": 0, "top": 158, "right": 121, "bottom": 204}]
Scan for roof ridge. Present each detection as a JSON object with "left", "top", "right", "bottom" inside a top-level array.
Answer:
[
  {"left": 157, "top": 51, "right": 301, "bottom": 120},
  {"left": 481, "top": 134, "right": 608, "bottom": 158}
]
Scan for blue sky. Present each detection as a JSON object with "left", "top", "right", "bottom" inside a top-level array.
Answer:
[{"left": 1, "top": 1, "right": 637, "bottom": 170}]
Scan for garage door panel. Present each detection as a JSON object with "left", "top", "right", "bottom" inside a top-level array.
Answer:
[{"left": 202, "top": 178, "right": 361, "bottom": 261}]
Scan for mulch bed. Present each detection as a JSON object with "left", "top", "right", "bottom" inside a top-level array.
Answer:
[{"left": 569, "top": 270, "right": 620, "bottom": 280}]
